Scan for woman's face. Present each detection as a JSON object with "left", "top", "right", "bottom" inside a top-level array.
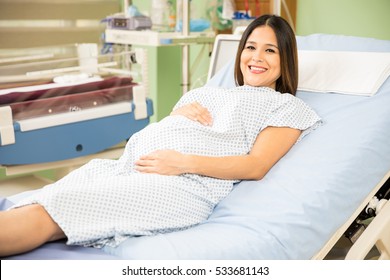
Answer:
[{"left": 240, "top": 26, "right": 281, "bottom": 89}]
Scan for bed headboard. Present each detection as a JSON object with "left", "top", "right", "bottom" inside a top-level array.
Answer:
[
  {"left": 207, "top": 35, "right": 240, "bottom": 81},
  {"left": 207, "top": 33, "right": 390, "bottom": 91}
]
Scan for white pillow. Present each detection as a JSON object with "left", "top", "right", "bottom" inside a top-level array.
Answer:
[{"left": 298, "top": 50, "right": 390, "bottom": 96}]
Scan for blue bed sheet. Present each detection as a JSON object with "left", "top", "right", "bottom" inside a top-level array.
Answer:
[{"left": 3, "top": 33, "right": 390, "bottom": 260}]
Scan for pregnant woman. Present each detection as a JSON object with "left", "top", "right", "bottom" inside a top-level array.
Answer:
[{"left": 0, "top": 14, "right": 321, "bottom": 257}]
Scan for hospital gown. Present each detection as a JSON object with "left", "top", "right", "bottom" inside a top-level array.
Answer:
[{"left": 12, "top": 85, "right": 321, "bottom": 248}]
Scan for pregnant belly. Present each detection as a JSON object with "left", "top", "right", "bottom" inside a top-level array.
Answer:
[
  {"left": 130, "top": 116, "right": 209, "bottom": 158},
  {"left": 125, "top": 115, "right": 246, "bottom": 163}
]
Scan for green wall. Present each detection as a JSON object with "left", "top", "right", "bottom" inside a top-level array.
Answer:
[
  {"left": 296, "top": 0, "right": 390, "bottom": 40},
  {"left": 143, "top": 45, "right": 183, "bottom": 122},
  {"left": 131, "top": 0, "right": 212, "bottom": 121}
]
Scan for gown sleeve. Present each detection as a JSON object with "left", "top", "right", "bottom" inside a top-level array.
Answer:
[{"left": 263, "top": 94, "right": 322, "bottom": 141}]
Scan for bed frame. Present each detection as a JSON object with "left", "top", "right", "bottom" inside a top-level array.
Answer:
[{"left": 315, "top": 172, "right": 390, "bottom": 259}]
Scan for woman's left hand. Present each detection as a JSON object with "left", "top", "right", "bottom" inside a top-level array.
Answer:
[
  {"left": 134, "top": 150, "right": 188, "bottom": 175},
  {"left": 170, "top": 102, "right": 212, "bottom": 126}
]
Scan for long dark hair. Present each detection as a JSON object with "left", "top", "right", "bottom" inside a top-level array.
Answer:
[{"left": 234, "top": 14, "right": 298, "bottom": 95}]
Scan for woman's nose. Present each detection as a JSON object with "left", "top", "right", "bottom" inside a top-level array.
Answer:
[
  {"left": 251, "top": 51, "right": 264, "bottom": 63},
  {"left": 252, "top": 57, "right": 264, "bottom": 63}
]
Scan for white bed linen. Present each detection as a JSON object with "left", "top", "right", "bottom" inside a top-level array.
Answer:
[{"left": 298, "top": 50, "right": 390, "bottom": 96}]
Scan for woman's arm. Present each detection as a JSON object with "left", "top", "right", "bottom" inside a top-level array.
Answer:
[{"left": 135, "top": 126, "right": 301, "bottom": 180}]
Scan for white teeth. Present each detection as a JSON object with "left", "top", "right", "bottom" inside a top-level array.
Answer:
[{"left": 250, "top": 66, "right": 265, "bottom": 71}]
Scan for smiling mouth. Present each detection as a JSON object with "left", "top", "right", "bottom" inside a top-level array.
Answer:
[{"left": 249, "top": 66, "right": 266, "bottom": 72}]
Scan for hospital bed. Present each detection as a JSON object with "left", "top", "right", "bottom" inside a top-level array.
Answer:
[{"left": 1, "top": 33, "right": 390, "bottom": 260}]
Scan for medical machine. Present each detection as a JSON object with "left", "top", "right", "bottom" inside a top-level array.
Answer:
[{"left": 105, "top": 15, "right": 152, "bottom": 31}]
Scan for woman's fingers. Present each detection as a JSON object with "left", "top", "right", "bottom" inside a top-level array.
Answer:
[
  {"left": 134, "top": 157, "right": 157, "bottom": 173},
  {"left": 171, "top": 102, "right": 213, "bottom": 126},
  {"left": 135, "top": 150, "right": 186, "bottom": 175},
  {"left": 189, "top": 102, "right": 212, "bottom": 125}
]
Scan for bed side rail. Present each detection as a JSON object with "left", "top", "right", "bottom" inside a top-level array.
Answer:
[{"left": 345, "top": 200, "right": 390, "bottom": 260}]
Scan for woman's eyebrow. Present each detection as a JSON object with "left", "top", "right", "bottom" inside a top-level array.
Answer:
[
  {"left": 245, "top": 40, "right": 256, "bottom": 45},
  {"left": 266, "top": 43, "right": 279, "bottom": 49},
  {"left": 246, "top": 41, "right": 279, "bottom": 49}
]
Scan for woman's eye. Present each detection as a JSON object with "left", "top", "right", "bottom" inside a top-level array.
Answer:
[
  {"left": 266, "top": 49, "right": 275, "bottom": 53},
  {"left": 246, "top": 45, "right": 255, "bottom": 50}
]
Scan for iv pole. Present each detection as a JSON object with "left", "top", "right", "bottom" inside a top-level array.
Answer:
[
  {"left": 181, "top": 0, "right": 190, "bottom": 94},
  {"left": 273, "top": 0, "right": 281, "bottom": 15}
]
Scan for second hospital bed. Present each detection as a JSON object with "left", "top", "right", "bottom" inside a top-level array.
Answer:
[{"left": 1, "top": 33, "right": 390, "bottom": 260}]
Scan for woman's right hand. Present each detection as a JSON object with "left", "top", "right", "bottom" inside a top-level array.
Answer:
[{"left": 170, "top": 102, "right": 213, "bottom": 126}]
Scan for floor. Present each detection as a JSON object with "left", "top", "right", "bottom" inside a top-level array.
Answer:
[{"left": 0, "top": 175, "right": 51, "bottom": 197}]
